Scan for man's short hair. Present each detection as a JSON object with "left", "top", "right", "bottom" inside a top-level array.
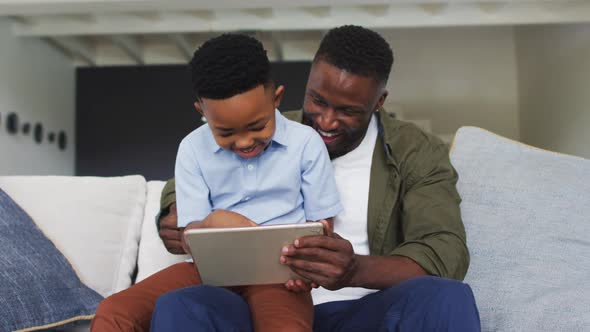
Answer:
[
  {"left": 314, "top": 25, "right": 394, "bottom": 84},
  {"left": 189, "top": 34, "right": 271, "bottom": 100}
]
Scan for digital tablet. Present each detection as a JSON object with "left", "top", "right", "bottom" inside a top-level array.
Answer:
[{"left": 184, "top": 222, "right": 325, "bottom": 286}]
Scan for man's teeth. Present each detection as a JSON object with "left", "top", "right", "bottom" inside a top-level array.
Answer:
[
  {"left": 318, "top": 129, "right": 337, "bottom": 137},
  {"left": 241, "top": 147, "right": 255, "bottom": 152}
]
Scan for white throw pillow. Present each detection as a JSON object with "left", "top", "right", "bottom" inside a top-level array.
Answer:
[
  {"left": 0, "top": 175, "right": 146, "bottom": 297},
  {"left": 136, "top": 181, "right": 189, "bottom": 282},
  {"left": 450, "top": 127, "right": 590, "bottom": 332}
]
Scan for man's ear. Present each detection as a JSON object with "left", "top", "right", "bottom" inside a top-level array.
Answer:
[
  {"left": 194, "top": 101, "right": 204, "bottom": 116},
  {"left": 374, "top": 90, "right": 389, "bottom": 112},
  {"left": 273, "top": 85, "right": 285, "bottom": 109}
]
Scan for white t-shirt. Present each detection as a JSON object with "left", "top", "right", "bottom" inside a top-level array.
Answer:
[{"left": 312, "top": 114, "right": 379, "bottom": 305}]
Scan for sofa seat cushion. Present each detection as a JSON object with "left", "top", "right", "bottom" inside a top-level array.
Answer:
[
  {"left": 0, "top": 188, "right": 103, "bottom": 331},
  {"left": 450, "top": 127, "right": 590, "bottom": 331},
  {"left": 0, "top": 175, "right": 146, "bottom": 298}
]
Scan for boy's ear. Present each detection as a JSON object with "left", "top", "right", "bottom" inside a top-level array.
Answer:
[
  {"left": 193, "top": 101, "right": 204, "bottom": 116},
  {"left": 273, "top": 85, "right": 285, "bottom": 109}
]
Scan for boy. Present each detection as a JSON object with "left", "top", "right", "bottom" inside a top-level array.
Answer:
[{"left": 173, "top": 34, "right": 342, "bottom": 331}]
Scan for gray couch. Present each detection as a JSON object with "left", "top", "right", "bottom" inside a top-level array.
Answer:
[{"left": 452, "top": 127, "right": 590, "bottom": 331}]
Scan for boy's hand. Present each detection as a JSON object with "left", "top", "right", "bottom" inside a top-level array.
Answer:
[
  {"left": 320, "top": 219, "right": 334, "bottom": 236},
  {"left": 284, "top": 279, "right": 318, "bottom": 293},
  {"left": 202, "top": 210, "right": 258, "bottom": 228},
  {"left": 182, "top": 210, "right": 258, "bottom": 254}
]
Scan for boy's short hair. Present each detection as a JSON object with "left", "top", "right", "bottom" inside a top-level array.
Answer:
[
  {"left": 314, "top": 25, "right": 394, "bottom": 84},
  {"left": 189, "top": 33, "right": 272, "bottom": 100}
]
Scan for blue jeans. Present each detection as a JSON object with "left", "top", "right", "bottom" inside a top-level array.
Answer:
[{"left": 151, "top": 276, "right": 481, "bottom": 331}]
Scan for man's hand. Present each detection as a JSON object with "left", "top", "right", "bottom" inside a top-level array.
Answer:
[
  {"left": 280, "top": 220, "right": 359, "bottom": 291},
  {"left": 158, "top": 203, "right": 186, "bottom": 255}
]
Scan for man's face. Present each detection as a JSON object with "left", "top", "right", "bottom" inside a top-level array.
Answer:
[
  {"left": 303, "top": 60, "right": 387, "bottom": 159},
  {"left": 196, "top": 84, "right": 284, "bottom": 159}
]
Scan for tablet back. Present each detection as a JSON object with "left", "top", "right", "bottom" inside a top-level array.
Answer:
[{"left": 184, "top": 222, "right": 324, "bottom": 286}]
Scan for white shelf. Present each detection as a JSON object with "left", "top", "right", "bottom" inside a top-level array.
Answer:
[
  {"left": 3, "top": 1, "right": 590, "bottom": 37},
  {"left": 2, "top": 0, "right": 589, "bottom": 66}
]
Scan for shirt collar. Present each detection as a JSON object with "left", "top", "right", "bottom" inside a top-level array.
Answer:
[
  {"left": 271, "top": 109, "right": 288, "bottom": 147},
  {"left": 209, "top": 135, "right": 223, "bottom": 154},
  {"left": 207, "top": 108, "right": 287, "bottom": 154}
]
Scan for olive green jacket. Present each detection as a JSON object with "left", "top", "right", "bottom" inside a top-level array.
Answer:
[{"left": 160, "top": 110, "right": 469, "bottom": 280}]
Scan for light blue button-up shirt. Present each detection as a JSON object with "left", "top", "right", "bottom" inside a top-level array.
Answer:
[{"left": 175, "top": 109, "right": 342, "bottom": 227}]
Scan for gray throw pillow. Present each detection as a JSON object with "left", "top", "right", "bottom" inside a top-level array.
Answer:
[
  {"left": 0, "top": 188, "right": 103, "bottom": 331},
  {"left": 451, "top": 127, "right": 590, "bottom": 332}
]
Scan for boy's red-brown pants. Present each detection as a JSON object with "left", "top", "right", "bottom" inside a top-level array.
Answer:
[{"left": 91, "top": 262, "right": 313, "bottom": 331}]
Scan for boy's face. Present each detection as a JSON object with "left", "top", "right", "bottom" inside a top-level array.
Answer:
[{"left": 195, "top": 84, "right": 284, "bottom": 159}]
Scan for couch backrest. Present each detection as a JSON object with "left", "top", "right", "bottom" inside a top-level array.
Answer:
[
  {"left": 136, "top": 180, "right": 189, "bottom": 282},
  {"left": 0, "top": 175, "right": 146, "bottom": 298},
  {"left": 451, "top": 127, "right": 590, "bottom": 331}
]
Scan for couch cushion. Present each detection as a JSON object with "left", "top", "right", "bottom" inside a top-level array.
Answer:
[
  {"left": 450, "top": 127, "right": 590, "bottom": 331},
  {"left": 136, "top": 181, "right": 189, "bottom": 282},
  {"left": 0, "top": 188, "right": 103, "bottom": 331},
  {"left": 0, "top": 175, "right": 146, "bottom": 298}
]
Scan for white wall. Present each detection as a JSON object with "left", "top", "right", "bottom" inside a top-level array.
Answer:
[
  {"left": 268, "top": 27, "right": 520, "bottom": 141},
  {"left": 269, "top": 27, "right": 521, "bottom": 141},
  {"left": 265, "top": 27, "right": 521, "bottom": 140},
  {"left": 515, "top": 23, "right": 590, "bottom": 159},
  {"left": 379, "top": 26, "right": 520, "bottom": 141},
  {"left": 0, "top": 18, "right": 75, "bottom": 175}
]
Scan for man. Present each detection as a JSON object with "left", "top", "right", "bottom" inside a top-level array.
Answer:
[{"left": 95, "top": 25, "right": 480, "bottom": 331}]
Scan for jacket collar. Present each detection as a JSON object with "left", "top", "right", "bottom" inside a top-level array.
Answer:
[{"left": 375, "top": 109, "right": 400, "bottom": 171}]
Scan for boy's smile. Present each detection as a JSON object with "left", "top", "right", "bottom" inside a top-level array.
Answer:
[
  {"left": 195, "top": 84, "right": 284, "bottom": 159},
  {"left": 234, "top": 144, "right": 265, "bottom": 159}
]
